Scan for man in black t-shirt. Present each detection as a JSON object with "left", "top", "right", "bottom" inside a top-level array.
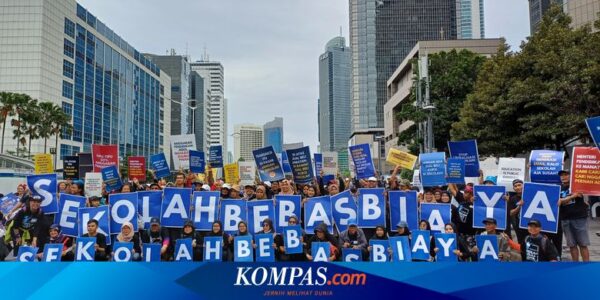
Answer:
[
  {"left": 82, "top": 219, "right": 108, "bottom": 261},
  {"left": 507, "top": 180, "right": 528, "bottom": 245},
  {"left": 521, "top": 219, "right": 559, "bottom": 262},
  {"left": 558, "top": 170, "right": 590, "bottom": 261}
]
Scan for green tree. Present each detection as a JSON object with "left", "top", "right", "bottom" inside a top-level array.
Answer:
[
  {"left": 452, "top": 6, "right": 600, "bottom": 156},
  {"left": 10, "top": 94, "right": 34, "bottom": 157},
  {"left": 396, "top": 49, "right": 486, "bottom": 154},
  {"left": 21, "top": 99, "right": 42, "bottom": 157}
]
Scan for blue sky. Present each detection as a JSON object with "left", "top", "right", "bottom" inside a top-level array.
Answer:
[{"left": 79, "top": 0, "right": 530, "bottom": 154}]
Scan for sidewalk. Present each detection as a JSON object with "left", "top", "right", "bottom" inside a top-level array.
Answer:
[{"left": 560, "top": 218, "right": 600, "bottom": 261}]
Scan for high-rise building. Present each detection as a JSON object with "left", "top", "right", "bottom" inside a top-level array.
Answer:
[
  {"left": 283, "top": 143, "right": 304, "bottom": 151},
  {"left": 566, "top": 0, "right": 600, "bottom": 32},
  {"left": 189, "top": 70, "right": 209, "bottom": 151},
  {"left": 233, "top": 124, "right": 263, "bottom": 162},
  {"left": 0, "top": 1, "right": 172, "bottom": 166},
  {"left": 318, "top": 36, "right": 351, "bottom": 153},
  {"left": 456, "top": 0, "right": 485, "bottom": 39},
  {"left": 264, "top": 117, "right": 284, "bottom": 153},
  {"left": 190, "top": 61, "right": 227, "bottom": 158},
  {"left": 529, "top": 0, "right": 565, "bottom": 33},
  {"left": 145, "top": 53, "right": 191, "bottom": 136},
  {"left": 349, "top": 0, "right": 458, "bottom": 142}
]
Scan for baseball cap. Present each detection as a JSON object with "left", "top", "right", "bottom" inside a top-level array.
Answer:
[
  {"left": 150, "top": 217, "right": 161, "bottom": 226},
  {"left": 368, "top": 177, "right": 377, "bottom": 182},
  {"left": 396, "top": 221, "right": 409, "bottom": 228},
  {"left": 512, "top": 179, "right": 524, "bottom": 186},
  {"left": 527, "top": 219, "right": 541, "bottom": 227},
  {"left": 201, "top": 184, "right": 211, "bottom": 191},
  {"left": 231, "top": 184, "right": 241, "bottom": 192},
  {"left": 483, "top": 176, "right": 497, "bottom": 185},
  {"left": 222, "top": 184, "right": 232, "bottom": 190},
  {"left": 30, "top": 195, "right": 43, "bottom": 202},
  {"left": 482, "top": 218, "right": 497, "bottom": 225},
  {"left": 558, "top": 170, "right": 569, "bottom": 176}
]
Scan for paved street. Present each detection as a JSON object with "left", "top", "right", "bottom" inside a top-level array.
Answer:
[{"left": 560, "top": 218, "right": 600, "bottom": 261}]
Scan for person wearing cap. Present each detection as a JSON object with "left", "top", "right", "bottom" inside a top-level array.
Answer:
[
  {"left": 305, "top": 222, "right": 339, "bottom": 262},
  {"left": 45, "top": 224, "right": 74, "bottom": 261},
  {"left": 482, "top": 176, "right": 497, "bottom": 186},
  {"left": 82, "top": 219, "right": 108, "bottom": 261},
  {"left": 393, "top": 222, "right": 411, "bottom": 237},
  {"left": 367, "top": 177, "right": 378, "bottom": 189},
  {"left": 558, "top": 170, "right": 590, "bottom": 261},
  {"left": 140, "top": 217, "right": 171, "bottom": 261},
  {"left": 399, "top": 179, "right": 412, "bottom": 192},
  {"left": 192, "top": 179, "right": 204, "bottom": 192},
  {"left": 113, "top": 221, "right": 141, "bottom": 261},
  {"left": 473, "top": 218, "right": 518, "bottom": 262},
  {"left": 178, "top": 219, "right": 203, "bottom": 261},
  {"left": 243, "top": 185, "right": 256, "bottom": 200},
  {"left": 10, "top": 195, "right": 47, "bottom": 256},
  {"left": 508, "top": 179, "right": 528, "bottom": 245},
  {"left": 339, "top": 220, "right": 368, "bottom": 261},
  {"left": 201, "top": 184, "right": 211, "bottom": 192},
  {"left": 220, "top": 184, "right": 231, "bottom": 199},
  {"left": 521, "top": 219, "right": 559, "bottom": 262},
  {"left": 448, "top": 183, "right": 476, "bottom": 239},
  {"left": 229, "top": 184, "right": 242, "bottom": 199}
]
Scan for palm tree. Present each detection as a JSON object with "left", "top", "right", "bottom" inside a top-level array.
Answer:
[
  {"left": 38, "top": 101, "right": 57, "bottom": 153},
  {"left": 10, "top": 94, "right": 33, "bottom": 157},
  {"left": 0, "top": 92, "right": 20, "bottom": 154},
  {"left": 50, "top": 104, "right": 73, "bottom": 167},
  {"left": 21, "top": 99, "right": 42, "bottom": 157}
]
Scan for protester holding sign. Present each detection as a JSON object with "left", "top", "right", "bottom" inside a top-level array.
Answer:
[
  {"left": 45, "top": 224, "right": 74, "bottom": 261},
  {"left": 558, "top": 170, "right": 590, "bottom": 262},
  {"left": 473, "top": 218, "right": 518, "bottom": 262},
  {"left": 205, "top": 221, "right": 231, "bottom": 261},
  {"left": 140, "top": 217, "right": 171, "bottom": 261},
  {"left": 82, "top": 219, "right": 108, "bottom": 261},
  {"left": 507, "top": 179, "right": 527, "bottom": 245},
  {"left": 448, "top": 184, "right": 476, "bottom": 237},
  {"left": 306, "top": 223, "right": 338, "bottom": 261},
  {"left": 433, "top": 223, "right": 472, "bottom": 262},
  {"left": 339, "top": 221, "right": 368, "bottom": 261},
  {"left": 274, "top": 215, "right": 305, "bottom": 261},
  {"left": 367, "top": 225, "right": 389, "bottom": 261},
  {"left": 9, "top": 196, "right": 47, "bottom": 256},
  {"left": 521, "top": 220, "right": 559, "bottom": 262},
  {"left": 178, "top": 220, "right": 203, "bottom": 261},
  {"left": 114, "top": 221, "right": 141, "bottom": 261}
]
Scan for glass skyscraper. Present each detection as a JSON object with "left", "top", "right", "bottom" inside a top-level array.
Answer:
[
  {"left": 457, "top": 0, "right": 485, "bottom": 39},
  {"left": 529, "top": 0, "right": 565, "bottom": 33},
  {"left": 318, "top": 36, "right": 351, "bottom": 153},
  {"left": 349, "top": 0, "right": 457, "bottom": 135},
  {"left": 0, "top": 0, "right": 172, "bottom": 166},
  {"left": 264, "top": 117, "right": 284, "bottom": 154}
]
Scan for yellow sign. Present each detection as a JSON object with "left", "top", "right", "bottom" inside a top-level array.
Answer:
[
  {"left": 224, "top": 163, "right": 239, "bottom": 184},
  {"left": 34, "top": 153, "right": 54, "bottom": 174},
  {"left": 386, "top": 148, "right": 418, "bottom": 170}
]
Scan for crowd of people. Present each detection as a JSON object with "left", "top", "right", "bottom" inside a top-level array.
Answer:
[{"left": 0, "top": 165, "right": 592, "bottom": 263}]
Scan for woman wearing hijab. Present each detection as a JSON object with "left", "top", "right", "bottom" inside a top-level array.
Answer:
[
  {"left": 305, "top": 223, "right": 339, "bottom": 262},
  {"left": 114, "top": 221, "right": 141, "bottom": 261},
  {"left": 367, "top": 225, "right": 390, "bottom": 261},
  {"left": 205, "top": 220, "right": 231, "bottom": 261},
  {"left": 46, "top": 224, "right": 74, "bottom": 261},
  {"left": 415, "top": 219, "right": 436, "bottom": 261},
  {"left": 179, "top": 219, "right": 203, "bottom": 261},
  {"left": 432, "top": 223, "right": 473, "bottom": 262}
]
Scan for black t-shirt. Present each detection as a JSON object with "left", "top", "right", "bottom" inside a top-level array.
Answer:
[
  {"left": 453, "top": 192, "right": 475, "bottom": 236},
  {"left": 521, "top": 234, "right": 559, "bottom": 262},
  {"left": 83, "top": 232, "right": 107, "bottom": 251},
  {"left": 560, "top": 185, "right": 588, "bottom": 220}
]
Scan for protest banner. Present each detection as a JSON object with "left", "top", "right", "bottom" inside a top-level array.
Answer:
[
  {"left": 349, "top": 144, "right": 375, "bottom": 179},
  {"left": 84, "top": 172, "right": 103, "bottom": 198},
  {"left": 234, "top": 235, "right": 254, "bottom": 262},
  {"left": 286, "top": 146, "right": 314, "bottom": 184},
  {"left": 357, "top": 188, "right": 385, "bottom": 228},
  {"left": 161, "top": 188, "right": 191, "bottom": 228},
  {"left": 420, "top": 203, "right": 451, "bottom": 232},
  {"left": 209, "top": 145, "right": 223, "bottom": 168},
  {"left": 419, "top": 152, "right": 447, "bottom": 186},
  {"left": 342, "top": 248, "right": 363, "bottom": 262},
  {"left": 448, "top": 140, "right": 480, "bottom": 177},
  {"left": 219, "top": 199, "right": 247, "bottom": 234},
  {"left": 314, "top": 153, "right": 323, "bottom": 176},
  {"left": 78, "top": 206, "right": 110, "bottom": 238},
  {"left": 411, "top": 230, "right": 431, "bottom": 261},
  {"left": 304, "top": 196, "right": 333, "bottom": 234},
  {"left": 389, "top": 191, "right": 419, "bottom": 232},
  {"left": 224, "top": 163, "right": 239, "bottom": 184},
  {"left": 519, "top": 182, "right": 560, "bottom": 233},
  {"left": 27, "top": 173, "right": 58, "bottom": 214},
  {"left": 75, "top": 237, "right": 96, "bottom": 261},
  {"left": 63, "top": 155, "right": 79, "bottom": 179},
  {"left": 434, "top": 233, "right": 458, "bottom": 262},
  {"left": 529, "top": 150, "right": 564, "bottom": 184},
  {"left": 473, "top": 185, "right": 507, "bottom": 230},
  {"left": 203, "top": 236, "right": 223, "bottom": 262},
  {"left": 276, "top": 195, "right": 301, "bottom": 228},
  {"left": 311, "top": 242, "right": 330, "bottom": 262},
  {"left": 389, "top": 236, "right": 412, "bottom": 262},
  {"left": 370, "top": 240, "right": 389, "bottom": 262},
  {"left": 34, "top": 153, "right": 53, "bottom": 174},
  {"left": 170, "top": 134, "right": 196, "bottom": 170},
  {"left": 331, "top": 190, "right": 358, "bottom": 232},
  {"left": 101, "top": 165, "right": 123, "bottom": 193},
  {"left": 137, "top": 191, "right": 163, "bottom": 229},
  {"left": 446, "top": 158, "right": 465, "bottom": 184},
  {"left": 56, "top": 194, "right": 86, "bottom": 237},
  {"left": 113, "top": 242, "right": 134, "bottom": 262},
  {"left": 476, "top": 235, "right": 499, "bottom": 262},
  {"left": 92, "top": 144, "right": 118, "bottom": 172},
  {"left": 175, "top": 238, "right": 194, "bottom": 262},
  {"left": 78, "top": 152, "right": 93, "bottom": 179},
  {"left": 42, "top": 244, "right": 63, "bottom": 262},
  {"left": 127, "top": 156, "right": 146, "bottom": 181},
  {"left": 280, "top": 151, "right": 292, "bottom": 174},
  {"left": 412, "top": 169, "right": 422, "bottom": 189},
  {"left": 109, "top": 192, "right": 139, "bottom": 233},
  {"left": 189, "top": 150, "right": 206, "bottom": 174},
  {"left": 255, "top": 234, "right": 275, "bottom": 262},
  {"left": 282, "top": 225, "right": 303, "bottom": 254},
  {"left": 192, "top": 191, "right": 219, "bottom": 231},
  {"left": 238, "top": 161, "right": 256, "bottom": 186},
  {"left": 586, "top": 116, "right": 600, "bottom": 149},
  {"left": 247, "top": 200, "right": 276, "bottom": 234},
  {"left": 17, "top": 246, "right": 38, "bottom": 262},
  {"left": 322, "top": 151, "right": 339, "bottom": 175},
  {"left": 0, "top": 193, "right": 19, "bottom": 217},
  {"left": 253, "top": 146, "right": 285, "bottom": 182},
  {"left": 570, "top": 147, "right": 600, "bottom": 195},
  {"left": 150, "top": 153, "right": 171, "bottom": 179},
  {"left": 497, "top": 157, "right": 526, "bottom": 191},
  {"left": 386, "top": 148, "right": 418, "bottom": 170},
  {"left": 143, "top": 244, "right": 161, "bottom": 262}
]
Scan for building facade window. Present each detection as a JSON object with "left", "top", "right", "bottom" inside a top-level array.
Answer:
[
  {"left": 63, "top": 60, "right": 74, "bottom": 79},
  {"left": 64, "top": 39, "right": 74, "bottom": 58},
  {"left": 64, "top": 18, "right": 75, "bottom": 38},
  {"left": 62, "top": 81, "right": 73, "bottom": 99}
]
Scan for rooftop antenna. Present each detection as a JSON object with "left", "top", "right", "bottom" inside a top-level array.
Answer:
[
  {"left": 202, "top": 46, "right": 208, "bottom": 62},
  {"left": 185, "top": 42, "right": 189, "bottom": 58},
  {"left": 339, "top": 26, "right": 342, "bottom": 37}
]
